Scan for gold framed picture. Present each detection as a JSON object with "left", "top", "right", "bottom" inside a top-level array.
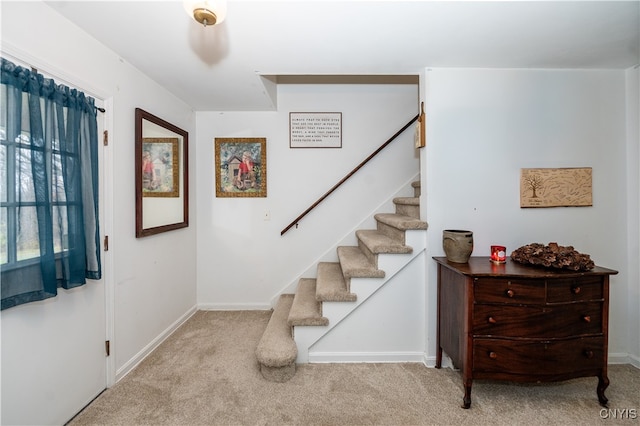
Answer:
[{"left": 215, "top": 137, "right": 267, "bottom": 198}]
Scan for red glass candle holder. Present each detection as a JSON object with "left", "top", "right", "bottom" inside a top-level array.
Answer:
[{"left": 490, "top": 245, "right": 506, "bottom": 264}]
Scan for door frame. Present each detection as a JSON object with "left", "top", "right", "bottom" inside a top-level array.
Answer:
[{"left": 101, "top": 97, "right": 116, "bottom": 388}]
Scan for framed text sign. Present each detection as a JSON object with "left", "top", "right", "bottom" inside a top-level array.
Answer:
[{"left": 290, "top": 112, "right": 342, "bottom": 148}]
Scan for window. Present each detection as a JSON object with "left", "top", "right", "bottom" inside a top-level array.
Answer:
[{"left": 1, "top": 58, "right": 101, "bottom": 310}]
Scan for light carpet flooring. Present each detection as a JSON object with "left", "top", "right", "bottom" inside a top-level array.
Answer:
[{"left": 69, "top": 310, "right": 640, "bottom": 425}]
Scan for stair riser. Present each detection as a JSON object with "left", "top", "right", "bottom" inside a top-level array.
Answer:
[
  {"left": 357, "top": 239, "right": 378, "bottom": 267},
  {"left": 376, "top": 221, "right": 406, "bottom": 244},
  {"left": 316, "top": 262, "right": 356, "bottom": 302},
  {"left": 411, "top": 181, "right": 421, "bottom": 198},
  {"left": 395, "top": 203, "right": 419, "bottom": 219}
]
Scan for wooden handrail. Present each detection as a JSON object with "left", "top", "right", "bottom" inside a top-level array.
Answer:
[{"left": 281, "top": 113, "right": 420, "bottom": 236}]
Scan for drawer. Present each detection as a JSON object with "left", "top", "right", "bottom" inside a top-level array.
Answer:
[
  {"left": 547, "top": 277, "right": 603, "bottom": 303},
  {"left": 473, "top": 303, "right": 603, "bottom": 338},
  {"left": 473, "top": 337, "right": 605, "bottom": 376},
  {"left": 474, "top": 278, "right": 545, "bottom": 305}
]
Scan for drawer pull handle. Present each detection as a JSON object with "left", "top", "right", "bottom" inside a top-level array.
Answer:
[
  {"left": 505, "top": 289, "right": 515, "bottom": 298},
  {"left": 488, "top": 317, "right": 497, "bottom": 324},
  {"left": 582, "top": 315, "right": 591, "bottom": 323},
  {"left": 572, "top": 286, "right": 582, "bottom": 294},
  {"left": 489, "top": 352, "right": 498, "bottom": 359},
  {"left": 584, "top": 350, "right": 594, "bottom": 359}
]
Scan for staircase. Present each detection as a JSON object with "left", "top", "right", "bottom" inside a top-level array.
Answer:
[{"left": 255, "top": 181, "right": 427, "bottom": 382}]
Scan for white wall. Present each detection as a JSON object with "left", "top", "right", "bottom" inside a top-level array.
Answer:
[
  {"left": 625, "top": 66, "right": 640, "bottom": 365},
  {"left": 1, "top": 3, "right": 636, "bottom": 424},
  {"left": 1, "top": 2, "right": 198, "bottom": 423},
  {"left": 422, "top": 68, "right": 635, "bottom": 364},
  {"left": 195, "top": 83, "right": 419, "bottom": 308}
]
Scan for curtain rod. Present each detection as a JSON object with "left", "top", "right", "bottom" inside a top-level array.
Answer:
[{"left": 1, "top": 48, "right": 107, "bottom": 113}]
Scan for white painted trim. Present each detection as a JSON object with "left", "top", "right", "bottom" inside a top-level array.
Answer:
[
  {"left": 102, "top": 97, "right": 117, "bottom": 388},
  {"left": 115, "top": 306, "right": 198, "bottom": 382},
  {"left": 425, "top": 353, "right": 640, "bottom": 370},
  {"left": 609, "top": 352, "right": 640, "bottom": 368},
  {"left": 627, "top": 353, "right": 640, "bottom": 369},
  {"left": 308, "top": 351, "right": 426, "bottom": 364},
  {"left": 423, "top": 354, "right": 456, "bottom": 369}
]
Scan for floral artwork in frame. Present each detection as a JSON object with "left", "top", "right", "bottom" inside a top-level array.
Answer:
[
  {"left": 142, "top": 137, "right": 179, "bottom": 197},
  {"left": 215, "top": 137, "right": 267, "bottom": 198}
]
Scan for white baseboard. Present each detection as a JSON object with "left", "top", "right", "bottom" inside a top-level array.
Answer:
[
  {"left": 198, "top": 303, "right": 272, "bottom": 311},
  {"left": 308, "top": 351, "right": 426, "bottom": 363},
  {"left": 423, "top": 352, "right": 640, "bottom": 370},
  {"left": 629, "top": 353, "right": 640, "bottom": 369},
  {"left": 609, "top": 352, "right": 640, "bottom": 368},
  {"left": 115, "top": 305, "right": 198, "bottom": 382}
]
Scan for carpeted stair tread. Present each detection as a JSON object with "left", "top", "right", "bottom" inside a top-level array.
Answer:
[
  {"left": 393, "top": 196, "right": 420, "bottom": 219},
  {"left": 255, "top": 294, "right": 297, "bottom": 368},
  {"left": 356, "top": 229, "right": 413, "bottom": 254},
  {"left": 316, "top": 262, "right": 357, "bottom": 302},
  {"left": 393, "top": 197, "right": 419, "bottom": 206},
  {"left": 288, "top": 279, "right": 329, "bottom": 326},
  {"left": 374, "top": 213, "right": 427, "bottom": 230},
  {"left": 337, "top": 246, "right": 385, "bottom": 279}
]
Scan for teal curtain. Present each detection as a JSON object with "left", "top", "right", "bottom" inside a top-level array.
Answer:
[{"left": 1, "top": 58, "right": 101, "bottom": 310}]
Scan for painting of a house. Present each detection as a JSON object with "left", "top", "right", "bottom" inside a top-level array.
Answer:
[{"left": 215, "top": 138, "right": 266, "bottom": 197}]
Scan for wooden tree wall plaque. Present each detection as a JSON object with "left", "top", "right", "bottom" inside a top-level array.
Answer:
[{"left": 520, "top": 167, "right": 592, "bottom": 208}]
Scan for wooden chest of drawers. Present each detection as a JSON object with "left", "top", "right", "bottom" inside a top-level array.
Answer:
[{"left": 434, "top": 257, "right": 617, "bottom": 409}]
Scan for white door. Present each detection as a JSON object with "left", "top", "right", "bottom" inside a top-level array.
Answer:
[{"left": 0, "top": 102, "right": 109, "bottom": 426}]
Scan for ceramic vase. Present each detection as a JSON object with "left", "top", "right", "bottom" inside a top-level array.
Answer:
[{"left": 443, "top": 229, "right": 474, "bottom": 263}]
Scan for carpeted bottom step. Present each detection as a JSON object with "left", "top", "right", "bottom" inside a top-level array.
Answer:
[{"left": 255, "top": 294, "right": 297, "bottom": 382}]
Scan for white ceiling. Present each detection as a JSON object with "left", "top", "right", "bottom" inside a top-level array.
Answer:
[{"left": 44, "top": 1, "right": 640, "bottom": 111}]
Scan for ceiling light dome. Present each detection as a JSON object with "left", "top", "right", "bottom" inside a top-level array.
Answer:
[{"left": 184, "top": 0, "right": 227, "bottom": 27}]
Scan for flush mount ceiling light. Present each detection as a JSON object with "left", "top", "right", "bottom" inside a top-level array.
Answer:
[{"left": 184, "top": 0, "right": 227, "bottom": 27}]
